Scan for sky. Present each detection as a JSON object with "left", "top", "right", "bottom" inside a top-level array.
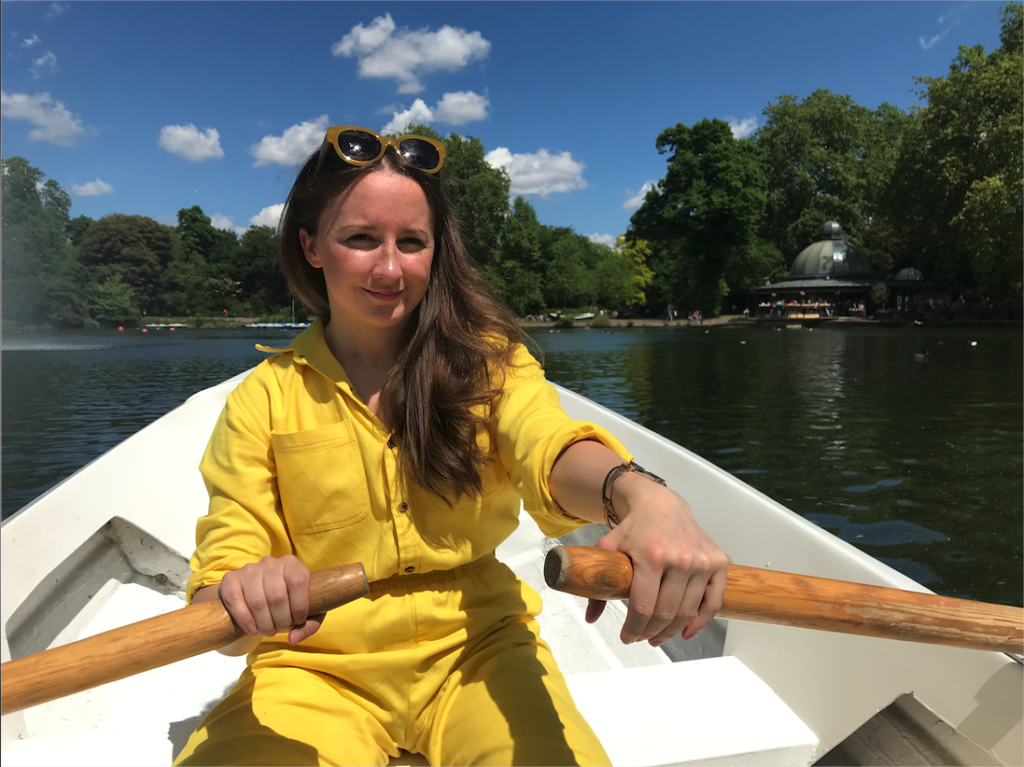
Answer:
[{"left": 0, "top": 1, "right": 1007, "bottom": 248}]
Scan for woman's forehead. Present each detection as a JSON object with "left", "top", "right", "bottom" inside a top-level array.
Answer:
[{"left": 324, "top": 171, "right": 433, "bottom": 226}]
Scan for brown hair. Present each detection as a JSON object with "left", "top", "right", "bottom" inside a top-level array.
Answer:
[{"left": 278, "top": 144, "right": 523, "bottom": 503}]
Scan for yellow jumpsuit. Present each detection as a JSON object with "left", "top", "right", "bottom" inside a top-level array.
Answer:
[{"left": 174, "top": 321, "right": 632, "bottom": 766}]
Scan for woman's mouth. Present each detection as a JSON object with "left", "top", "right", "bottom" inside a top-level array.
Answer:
[{"left": 364, "top": 288, "right": 402, "bottom": 301}]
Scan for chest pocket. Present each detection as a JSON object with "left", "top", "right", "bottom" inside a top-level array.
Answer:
[{"left": 271, "top": 420, "right": 371, "bottom": 535}]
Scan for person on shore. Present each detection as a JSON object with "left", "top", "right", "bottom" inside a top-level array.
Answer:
[{"left": 174, "top": 126, "right": 728, "bottom": 766}]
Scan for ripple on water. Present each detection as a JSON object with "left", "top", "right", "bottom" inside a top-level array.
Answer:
[
  {"left": 845, "top": 485, "right": 877, "bottom": 493},
  {"left": 806, "top": 514, "right": 947, "bottom": 546},
  {"left": 876, "top": 479, "right": 902, "bottom": 487},
  {"left": 876, "top": 558, "right": 941, "bottom": 586},
  {"left": 718, "top": 448, "right": 743, "bottom": 454},
  {"left": 842, "top": 471, "right": 858, "bottom": 476},
  {"left": 733, "top": 469, "right": 766, "bottom": 475}
]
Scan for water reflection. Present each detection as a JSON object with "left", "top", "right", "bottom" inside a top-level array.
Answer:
[
  {"left": 3, "top": 324, "right": 1022, "bottom": 607},
  {"left": 532, "top": 325, "right": 1023, "bottom": 607}
]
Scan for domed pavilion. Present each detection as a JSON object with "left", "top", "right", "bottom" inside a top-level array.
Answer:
[{"left": 754, "top": 222, "right": 877, "bottom": 321}]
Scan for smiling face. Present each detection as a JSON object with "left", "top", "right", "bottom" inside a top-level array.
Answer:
[{"left": 300, "top": 170, "right": 435, "bottom": 335}]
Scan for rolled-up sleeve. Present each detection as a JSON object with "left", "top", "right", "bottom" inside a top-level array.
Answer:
[
  {"left": 494, "top": 343, "right": 632, "bottom": 538},
  {"left": 187, "top": 371, "right": 293, "bottom": 603}
]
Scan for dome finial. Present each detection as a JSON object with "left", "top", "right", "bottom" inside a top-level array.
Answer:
[{"left": 820, "top": 221, "right": 844, "bottom": 241}]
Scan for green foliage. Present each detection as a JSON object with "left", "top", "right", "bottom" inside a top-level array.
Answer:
[
  {"left": 905, "top": 4, "right": 1023, "bottom": 295},
  {"left": 1, "top": 157, "right": 89, "bottom": 326},
  {"left": 555, "top": 317, "right": 575, "bottom": 329},
  {"left": 629, "top": 119, "right": 766, "bottom": 315},
  {"left": 590, "top": 313, "right": 611, "bottom": 328},
  {"left": 870, "top": 282, "right": 890, "bottom": 308},
  {"left": 90, "top": 274, "right": 140, "bottom": 326},
  {"left": 78, "top": 213, "right": 177, "bottom": 314}
]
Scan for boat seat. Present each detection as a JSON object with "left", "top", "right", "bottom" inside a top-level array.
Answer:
[{"left": 567, "top": 656, "right": 819, "bottom": 767}]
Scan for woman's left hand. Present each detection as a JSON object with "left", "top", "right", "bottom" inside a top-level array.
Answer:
[{"left": 586, "top": 475, "right": 728, "bottom": 647}]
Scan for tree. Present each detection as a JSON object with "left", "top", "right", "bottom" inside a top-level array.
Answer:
[
  {"left": 1, "top": 157, "right": 89, "bottom": 326},
  {"left": 630, "top": 119, "right": 767, "bottom": 314},
  {"left": 907, "top": 3, "right": 1023, "bottom": 295},
  {"left": 404, "top": 124, "right": 511, "bottom": 274},
  {"left": 544, "top": 232, "right": 594, "bottom": 307},
  {"left": 615, "top": 236, "right": 656, "bottom": 306},
  {"left": 89, "top": 274, "right": 140, "bottom": 326},
  {"left": 78, "top": 214, "right": 177, "bottom": 314},
  {"left": 234, "top": 225, "right": 291, "bottom": 314},
  {"left": 757, "top": 90, "right": 909, "bottom": 273}
]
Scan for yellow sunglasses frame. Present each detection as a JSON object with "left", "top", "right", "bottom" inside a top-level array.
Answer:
[{"left": 323, "top": 126, "right": 446, "bottom": 174}]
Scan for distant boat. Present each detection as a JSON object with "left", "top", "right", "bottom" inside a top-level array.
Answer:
[
  {"left": 143, "top": 323, "right": 188, "bottom": 329},
  {"left": 243, "top": 322, "right": 311, "bottom": 329},
  {"left": 574, "top": 312, "right": 595, "bottom": 321}
]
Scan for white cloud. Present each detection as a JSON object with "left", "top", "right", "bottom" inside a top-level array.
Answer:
[
  {"left": 31, "top": 51, "right": 58, "bottom": 78},
  {"left": 433, "top": 91, "right": 489, "bottom": 125},
  {"left": 726, "top": 116, "right": 757, "bottom": 139},
  {"left": 22, "top": 34, "right": 41, "bottom": 47},
  {"left": 333, "top": 13, "right": 491, "bottom": 94},
  {"left": 250, "top": 204, "right": 284, "bottom": 229},
  {"left": 46, "top": 3, "right": 69, "bottom": 18},
  {"left": 210, "top": 214, "right": 247, "bottom": 237},
  {"left": 623, "top": 180, "right": 657, "bottom": 212},
  {"left": 484, "top": 147, "right": 587, "bottom": 198},
  {"left": 919, "top": 9, "right": 962, "bottom": 50},
  {"left": 250, "top": 115, "right": 328, "bottom": 167},
  {"left": 159, "top": 123, "right": 224, "bottom": 162},
  {"left": 586, "top": 233, "right": 617, "bottom": 248},
  {"left": 381, "top": 91, "right": 489, "bottom": 134},
  {"left": 71, "top": 179, "right": 112, "bottom": 196},
  {"left": 0, "top": 91, "right": 85, "bottom": 145},
  {"left": 382, "top": 99, "right": 435, "bottom": 134}
]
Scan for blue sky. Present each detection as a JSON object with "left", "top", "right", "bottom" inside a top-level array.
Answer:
[{"left": 1, "top": 2, "right": 1006, "bottom": 248}]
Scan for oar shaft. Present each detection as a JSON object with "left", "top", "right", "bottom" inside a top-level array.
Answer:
[
  {"left": 544, "top": 546, "right": 1024, "bottom": 654},
  {"left": 0, "top": 563, "right": 368, "bottom": 716}
]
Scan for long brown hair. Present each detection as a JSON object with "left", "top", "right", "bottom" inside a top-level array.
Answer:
[{"left": 278, "top": 144, "right": 523, "bottom": 503}]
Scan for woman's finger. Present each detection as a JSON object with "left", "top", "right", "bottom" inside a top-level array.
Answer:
[
  {"left": 640, "top": 567, "right": 688, "bottom": 643},
  {"left": 585, "top": 598, "right": 606, "bottom": 624},
  {"left": 621, "top": 561, "right": 662, "bottom": 644},
  {"left": 649, "top": 573, "right": 709, "bottom": 646},
  {"left": 218, "top": 573, "right": 258, "bottom": 636},
  {"left": 282, "top": 559, "right": 311, "bottom": 628},
  {"left": 287, "top": 613, "right": 325, "bottom": 646},
  {"left": 681, "top": 567, "right": 727, "bottom": 641},
  {"left": 261, "top": 565, "right": 295, "bottom": 634}
]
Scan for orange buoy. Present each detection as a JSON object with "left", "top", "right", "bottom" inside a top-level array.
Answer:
[
  {"left": 142, "top": 328, "right": 148, "bottom": 333},
  {"left": 170, "top": 327, "right": 176, "bottom": 331},
  {"left": 118, "top": 326, "right": 124, "bottom": 332}
]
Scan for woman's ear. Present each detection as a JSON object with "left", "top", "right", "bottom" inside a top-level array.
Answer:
[{"left": 299, "top": 229, "right": 321, "bottom": 269}]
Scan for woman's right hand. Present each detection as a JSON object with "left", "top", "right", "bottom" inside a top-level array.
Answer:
[{"left": 217, "top": 555, "right": 325, "bottom": 646}]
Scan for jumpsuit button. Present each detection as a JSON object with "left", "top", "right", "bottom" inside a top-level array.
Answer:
[
  {"left": 387, "top": 436, "right": 395, "bottom": 449},
  {"left": 404, "top": 566, "right": 415, "bottom": 573},
  {"left": 398, "top": 502, "right": 408, "bottom": 513}
]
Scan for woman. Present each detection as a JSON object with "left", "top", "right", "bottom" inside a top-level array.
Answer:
[{"left": 174, "top": 127, "right": 728, "bottom": 766}]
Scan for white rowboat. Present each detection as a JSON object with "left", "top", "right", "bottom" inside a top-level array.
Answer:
[{"left": 1, "top": 372, "right": 1021, "bottom": 766}]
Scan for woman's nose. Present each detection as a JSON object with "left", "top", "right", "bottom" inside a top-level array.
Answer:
[{"left": 373, "top": 241, "right": 401, "bottom": 280}]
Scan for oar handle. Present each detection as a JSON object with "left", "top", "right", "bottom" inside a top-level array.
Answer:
[
  {"left": 0, "top": 563, "right": 368, "bottom": 716},
  {"left": 545, "top": 546, "right": 1024, "bottom": 654}
]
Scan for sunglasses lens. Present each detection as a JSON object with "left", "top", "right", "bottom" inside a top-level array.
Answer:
[
  {"left": 399, "top": 139, "right": 441, "bottom": 171},
  {"left": 337, "top": 130, "right": 382, "bottom": 162}
]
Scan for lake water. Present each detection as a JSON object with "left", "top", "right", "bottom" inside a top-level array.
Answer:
[{"left": 3, "top": 323, "right": 1021, "bottom": 607}]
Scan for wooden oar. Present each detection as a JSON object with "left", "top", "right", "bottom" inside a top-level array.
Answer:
[
  {"left": 0, "top": 563, "right": 368, "bottom": 716},
  {"left": 545, "top": 546, "right": 1024, "bottom": 654}
]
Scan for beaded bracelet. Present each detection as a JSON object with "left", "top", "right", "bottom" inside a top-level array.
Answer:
[{"left": 601, "top": 461, "right": 667, "bottom": 529}]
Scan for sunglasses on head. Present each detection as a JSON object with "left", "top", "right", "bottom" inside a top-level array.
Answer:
[{"left": 322, "top": 126, "right": 446, "bottom": 175}]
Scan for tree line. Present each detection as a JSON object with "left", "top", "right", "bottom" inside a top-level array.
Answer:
[
  {"left": 630, "top": 3, "right": 1022, "bottom": 315},
  {"left": 2, "top": 4, "right": 1019, "bottom": 327}
]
